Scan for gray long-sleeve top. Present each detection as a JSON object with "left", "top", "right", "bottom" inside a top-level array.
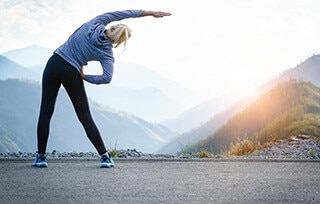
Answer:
[{"left": 54, "top": 10, "right": 143, "bottom": 84}]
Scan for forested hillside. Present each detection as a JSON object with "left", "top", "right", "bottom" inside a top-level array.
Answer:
[{"left": 192, "top": 80, "right": 320, "bottom": 154}]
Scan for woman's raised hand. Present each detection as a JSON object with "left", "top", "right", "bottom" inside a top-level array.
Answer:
[
  {"left": 152, "top": 11, "right": 172, "bottom": 18},
  {"left": 80, "top": 66, "right": 86, "bottom": 80},
  {"left": 141, "top": 11, "right": 172, "bottom": 18}
]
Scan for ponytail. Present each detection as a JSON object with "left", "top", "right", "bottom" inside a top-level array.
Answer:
[{"left": 108, "top": 24, "right": 132, "bottom": 49}]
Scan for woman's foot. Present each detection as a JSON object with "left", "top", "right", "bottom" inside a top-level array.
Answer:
[
  {"left": 100, "top": 153, "right": 114, "bottom": 168},
  {"left": 32, "top": 154, "right": 48, "bottom": 167}
]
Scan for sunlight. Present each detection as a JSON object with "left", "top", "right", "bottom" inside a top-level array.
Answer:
[{"left": 2, "top": 0, "right": 320, "bottom": 101}]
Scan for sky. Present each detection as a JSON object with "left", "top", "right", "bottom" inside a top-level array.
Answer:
[{"left": 1, "top": 0, "right": 320, "bottom": 101}]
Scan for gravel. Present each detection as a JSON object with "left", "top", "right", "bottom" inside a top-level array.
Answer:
[{"left": 1, "top": 135, "right": 319, "bottom": 160}]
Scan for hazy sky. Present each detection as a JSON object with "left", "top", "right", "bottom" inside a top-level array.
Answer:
[{"left": 1, "top": 0, "right": 320, "bottom": 100}]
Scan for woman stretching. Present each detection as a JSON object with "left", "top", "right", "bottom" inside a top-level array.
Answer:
[{"left": 33, "top": 10, "right": 171, "bottom": 168}]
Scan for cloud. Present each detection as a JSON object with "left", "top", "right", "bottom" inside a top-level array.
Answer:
[
  {"left": 0, "top": 0, "right": 54, "bottom": 50},
  {"left": 2, "top": 0, "right": 320, "bottom": 100},
  {"left": 0, "top": 0, "right": 89, "bottom": 51}
]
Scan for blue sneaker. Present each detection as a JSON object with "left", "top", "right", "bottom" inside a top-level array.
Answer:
[
  {"left": 100, "top": 154, "right": 114, "bottom": 168},
  {"left": 32, "top": 154, "right": 48, "bottom": 167},
  {"left": 109, "top": 156, "right": 115, "bottom": 167}
]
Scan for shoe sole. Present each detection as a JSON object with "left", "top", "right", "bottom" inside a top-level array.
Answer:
[
  {"left": 33, "top": 162, "right": 48, "bottom": 168},
  {"left": 100, "top": 164, "right": 111, "bottom": 168}
]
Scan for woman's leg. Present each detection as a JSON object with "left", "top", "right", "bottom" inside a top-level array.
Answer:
[
  {"left": 58, "top": 59, "right": 107, "bottom": 155},
  {"left": 37, "top": 55, "right": 62, "bottom": 154}
]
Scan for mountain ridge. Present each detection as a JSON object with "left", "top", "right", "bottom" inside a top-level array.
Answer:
[
  {"left": 0, "top": 45, "right": 205, "bottom": 122},
  {"left": 2, "top": 44, "right": 52, "bottom": 68},
  {"left": 159, "top": 54, "right": 320, "bottom": 154},
  {"left": 199, "top": 80, "right": 320, "bottom": 154},
  {"left": 0, "top": 55, "right": 38, "bottom": 81},
  {"left": 0, "top": 79, "right": 175, "bottom": 153}
]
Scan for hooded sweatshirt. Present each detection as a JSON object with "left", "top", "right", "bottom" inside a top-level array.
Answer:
[{"left": 54, "top": 10, "right": 143, "bottom": 84}]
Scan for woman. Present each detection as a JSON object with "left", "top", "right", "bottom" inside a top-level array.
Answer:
[{"left": 33, "top": 10, "right": 171, "bottom": 168}]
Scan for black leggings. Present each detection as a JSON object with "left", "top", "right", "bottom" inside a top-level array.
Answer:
[{"left": 37, "top": 54, "right": 107, "bottom": 155}]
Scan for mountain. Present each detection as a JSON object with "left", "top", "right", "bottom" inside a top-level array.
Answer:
[
  {"left": 197, "top": 80, "right": 320, "bottom": 154},
  {"left": 162, "top": 92, "right": 243, "bottom": 134},
  {"left": 86, "top": 85, "right": 183, "bottom": 122},
  {"left": 0, "top": 55, "right": 39, "bottom": 81},
  {"left": 0, "top": 79, "right": 175, "bottom": 153},
  {"left": 1, "top": 45, "right": 200, "bottom": 122},
  {"left": 84, "top": 61, "right": 200, "bottom": 122},
  {"left": 2, "top": 45, "right": 52, "bottom": 68},
  {"left": 158, "top": 54, "right": 320, "bottom": 154},
  {"left": 157, "top": 96, "right": 253, "bottom": 154},
  {"left": 258, "top": 54, "right": 320, "bottom": 94},
  {"left": 111, "top": 61, "right": 199, "bottom": 108}
]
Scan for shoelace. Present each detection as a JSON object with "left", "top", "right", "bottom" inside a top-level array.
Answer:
[
  {"left": 38, "top": 156, "right": 46, "bottom": 162},
  {"left": 101, "top": 156, "right": 111, "bottom": 162}
]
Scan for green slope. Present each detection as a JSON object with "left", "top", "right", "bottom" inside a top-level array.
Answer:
[{"left": 192, "top": 80, "right": 320, "bottom": 154}]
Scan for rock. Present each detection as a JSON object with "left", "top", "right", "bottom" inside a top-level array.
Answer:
[{"left": 0, "top": 136, "right": 319, "bottom": 160}]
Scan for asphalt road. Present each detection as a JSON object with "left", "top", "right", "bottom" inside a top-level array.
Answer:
[{"left": 0, "top": 159, "right": 320, "bottom": 204}]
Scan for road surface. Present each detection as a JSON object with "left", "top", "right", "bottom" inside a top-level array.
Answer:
[{"left": 0, "top": 159, "right": 319, "bottom": 203}]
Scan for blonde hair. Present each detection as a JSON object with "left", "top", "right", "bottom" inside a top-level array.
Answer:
[{"left": 108, "top": 24, "right": 132, "bottom": 49}]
